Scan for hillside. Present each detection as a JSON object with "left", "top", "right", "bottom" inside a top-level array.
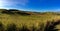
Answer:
[
  {"left": 0, "top": 9, "right": 60, "bottom": 31},
  {"left": 0, "top": 9, "right": 60, "bottom": 24}
]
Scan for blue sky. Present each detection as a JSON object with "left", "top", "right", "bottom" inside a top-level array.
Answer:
[{"left": 0, "top": 0, "right": 60, "bottom": 12}]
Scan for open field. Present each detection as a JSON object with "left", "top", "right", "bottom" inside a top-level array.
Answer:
[{"left": 0, "top": 9, "right": 60, "bottom": 31}]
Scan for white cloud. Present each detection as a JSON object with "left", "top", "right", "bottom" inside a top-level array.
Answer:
[{"left": 0, "top": 0, "right": 29, "bottom": 8}]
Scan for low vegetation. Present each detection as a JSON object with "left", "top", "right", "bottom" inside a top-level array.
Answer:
[
  {"left": 0, "top": 20, "right": 60, "bottom": 31},
  {"left": 0, "top": 9, "right": 60, "bottom": 31}
]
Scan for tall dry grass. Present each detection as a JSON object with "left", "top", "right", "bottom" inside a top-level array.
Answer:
[{"left": 0, "top": 20, "right": 60, "bottom": 31}]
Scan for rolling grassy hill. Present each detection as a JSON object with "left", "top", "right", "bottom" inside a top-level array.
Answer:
[{"left": 0, "top": 9, "right": 60, "bottom": 31}]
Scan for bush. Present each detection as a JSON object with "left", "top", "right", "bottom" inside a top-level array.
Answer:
[
  {"left": 37, "top": 23, "right": 45, "bottom": 31},
  {"left": 30, "top": 25, "right": 37, "bottom": 31},
  {"left": 6, "top": 23, "right": 17, "bottom": 31},
  {"left": 44, "top": 20, "right": 60, "bottom": 31},
  {"left": 0, "top": 22, "right": 4, "bottom": 31},
  {"left": 18, "top": 25, "right": 30, "bottom": 31},
  {"left": 2, "top": 10, "right": 15, "bottom": 14}
]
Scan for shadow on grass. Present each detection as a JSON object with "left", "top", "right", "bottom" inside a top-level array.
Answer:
[
  {"left": 44, "top": 20, "right": 60, "bottom": 31},
  {"left": 6, "top": 23, "right": 17, "bottom": 31},
  {"left": 0, "top": 22, "right": 4, "bottom": 31}
]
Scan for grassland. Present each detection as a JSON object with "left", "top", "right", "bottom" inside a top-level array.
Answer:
[{"left": 0, "top": 9, "right": 60, "bottom": 31}]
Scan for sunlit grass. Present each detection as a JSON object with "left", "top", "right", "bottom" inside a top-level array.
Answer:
[{"left": 0, "top": 9, "right": 60, "bottom": 31}]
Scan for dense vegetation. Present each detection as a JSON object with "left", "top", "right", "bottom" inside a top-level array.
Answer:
[
  {"left": 0, "top": 20, "right": 60, "bottom": 31},
  {"left": 0, "top": 9, "right": 60, "bottom": 31}
]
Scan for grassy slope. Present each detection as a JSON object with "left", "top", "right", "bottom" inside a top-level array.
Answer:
[{"left": 0, "top": 9, "right": 60, "bottom": 29}]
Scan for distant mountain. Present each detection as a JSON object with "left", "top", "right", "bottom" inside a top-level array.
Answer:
[
  {"left": 0, "top": 9, "right": 60, "bottom": 15},
  {"left": 0, "top": 9, "right": 34, "bottom": 15}
]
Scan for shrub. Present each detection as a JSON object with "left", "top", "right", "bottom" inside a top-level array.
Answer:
[
  {"left": 0, "top": 22, "right": 4, "bottom": 31},
  {"left": 30, "top": 25, "right": 37, "bottom": 31},
  {"left": 18, "top": 24, "right": 30, "bottom": 31},
  {"left": 44, "top": 20, "right": 60, "bottom": 31},
  {"left": 6, "top": 23, "right": 17, "bottom": 31},
  {"left": 38, "top": 23, "right": 45, "bottom": 31}
]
